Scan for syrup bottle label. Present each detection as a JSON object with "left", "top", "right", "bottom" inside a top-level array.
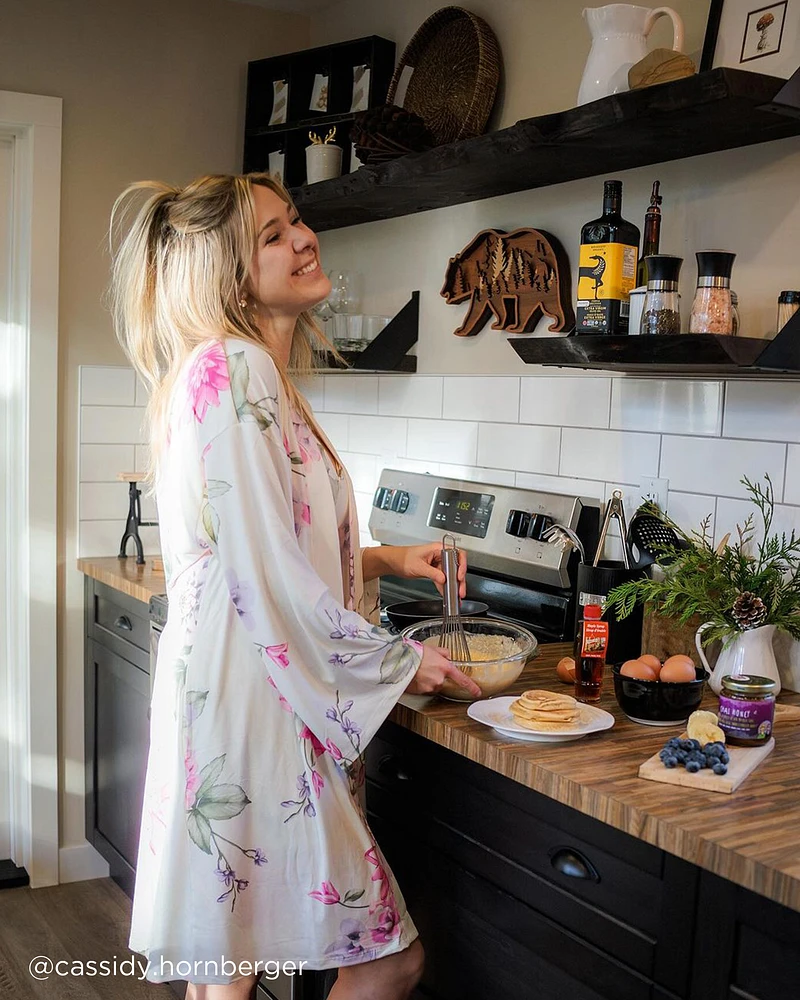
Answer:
[{"left": 580, "top": 620, "right": 609, "bottom": 658}]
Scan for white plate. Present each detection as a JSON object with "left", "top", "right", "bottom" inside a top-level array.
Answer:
[{"left": 467, "top": 696, "right": 615, "bottom": 743}]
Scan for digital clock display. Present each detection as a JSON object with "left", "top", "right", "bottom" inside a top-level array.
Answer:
[{"left": 427, "top": 488, "right": 495, "bottom": 539}]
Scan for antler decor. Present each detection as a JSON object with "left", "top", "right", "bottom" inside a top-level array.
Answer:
[{"left": 308, "top": 127, "right": 337, "bottom": 145}]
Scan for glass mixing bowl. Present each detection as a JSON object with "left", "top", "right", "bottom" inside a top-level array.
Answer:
[{"left": 401, "top": 617, "right": 538, "bottom": 702}]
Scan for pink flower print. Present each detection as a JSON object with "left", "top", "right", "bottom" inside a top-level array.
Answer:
[
  {"left": 311, "top": 770, "right": 325, "bottom": 799},
  {"left": 225, "top": 569, "right": 255, "bottom": 632},
  {"left": 292, "top": 496, "right": 312, "bottom": 537},
  {"left": 309, "top": 881, "right": 341, "bottom": 905},
  {"left": 365, "top": 846, "right": 391, "bottom": 902},
  {"left": 325, "top": 738, "right": 343, "bottom": 760},
  {"left": 266, "top": 675, "right": 294, "bottom": 713},
  {"left": 291, "top": 413, "right": 321, "bottom": 464},
  {"left": 184, "top": 751, "right": 202, "bottom": 809},
  {"left": 368, "top": 900, "right": 401, "bottom": 944},
  {"left": 147, "top": 782, "right": 171, "bottom": 856},
  {"left": 265, "top": 642, "right": 290, "bottom": 669},
  {"left": 299, "top": 724, "right": 326, "bottom": 758},
  {"left": 187, "top": 342, "right": 230, "bottom": 423}
]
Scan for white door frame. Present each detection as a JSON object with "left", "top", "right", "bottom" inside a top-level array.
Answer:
[{"left": 0, "top": 91, "right": 61, "bottom": 887}]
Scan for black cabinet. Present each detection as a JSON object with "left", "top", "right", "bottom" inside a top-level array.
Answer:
[{"left": 84, "top": 578, "right": 151, "bottom": 897}]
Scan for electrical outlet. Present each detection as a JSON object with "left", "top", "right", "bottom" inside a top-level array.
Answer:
[{"left": 638, "top": 476, "right": 669, "bottom": 512}]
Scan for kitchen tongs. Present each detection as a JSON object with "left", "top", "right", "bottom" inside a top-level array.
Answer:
[{"left": 593, "top": 489, "right": 631, "bottom": 569}]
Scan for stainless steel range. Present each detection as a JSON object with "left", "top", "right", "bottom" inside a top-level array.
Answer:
[{"left": 369, "top": 469, "right": 603, "bottom": 642}]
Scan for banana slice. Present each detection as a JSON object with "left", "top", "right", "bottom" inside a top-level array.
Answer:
[{"left": 687, "top": 709, "right": 726, "bottom": 746}]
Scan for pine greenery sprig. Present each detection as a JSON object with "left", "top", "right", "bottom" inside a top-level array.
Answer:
[{"left": 604, "top": 475, "right": 800, "bottom": 646}]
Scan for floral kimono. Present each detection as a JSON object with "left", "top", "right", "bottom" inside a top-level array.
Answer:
[{"left": 128, "top": 338, "right": 423, "bottom": 984}]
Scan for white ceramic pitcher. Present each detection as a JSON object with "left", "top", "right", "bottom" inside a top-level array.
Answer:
[
  {"left": 694, "top": 622, "right": 782, "bottom": 696},
  {"left": 577, "top": 4, "right": 685, "bottom": 106}
]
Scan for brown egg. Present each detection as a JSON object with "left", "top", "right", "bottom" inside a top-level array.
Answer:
[
  {"left": 556, "top": 656, "right": 576, "bottom": 684},
  {"left": 620, "top": 659, "right": 658, "bottom": 681},
  {"left": 638, "top": 653, "right": 662, "bottom": 677},
  {"left": 660, "top": 655, "right": 697, "bottom": 683}
]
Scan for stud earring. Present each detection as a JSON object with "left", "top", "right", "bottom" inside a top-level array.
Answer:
[{"left": 238, "top": 295, "right": 248, "bottom": 309}]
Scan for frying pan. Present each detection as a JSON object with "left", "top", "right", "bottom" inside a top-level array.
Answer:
[{"left": 385, "top": 599, "right": 489, "bottom": 630}]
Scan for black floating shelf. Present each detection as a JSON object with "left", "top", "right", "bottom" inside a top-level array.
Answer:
[
  {"left": 508, "top": 308, "right": 800, "bottom": 378},
  {"left": 320, "top": 290, "right": 419, "bottom": 373},
  {"left": 290, "top": 68, "right": 800, "bottom": 232}
]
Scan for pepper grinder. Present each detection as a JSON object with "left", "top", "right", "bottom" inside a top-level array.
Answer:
[
  {"left": 688, "top": 250, "right": 736, "bottom": 335},
  {"left": 640, "top": 254, "right": 683, "bottom": 336}
]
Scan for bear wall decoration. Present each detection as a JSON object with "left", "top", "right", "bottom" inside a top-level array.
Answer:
[{"left": 440, "top": 227, "right": 574, "bottom": 337}]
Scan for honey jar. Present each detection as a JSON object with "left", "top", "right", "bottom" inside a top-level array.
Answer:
[{"left": 718, "top": 674, "right": 776, "bottom": 746}]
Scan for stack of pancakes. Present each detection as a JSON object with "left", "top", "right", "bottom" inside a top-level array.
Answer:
[{"left": 509, "top": 689, "right": 584, "bottom": 731}]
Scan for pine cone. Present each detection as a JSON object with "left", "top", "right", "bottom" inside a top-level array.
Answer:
[{"left": 731, "top": 591, "right": 768, "bottom": 630}]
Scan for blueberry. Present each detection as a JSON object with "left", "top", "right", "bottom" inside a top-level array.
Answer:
[
  {"left": 720, "top": 751, "right": 730, "bottom": 764},
  {"left": 686, "top": 761, "right": 701, "bottom": 773},
  {"left": 687, "top": 739, "right": 701, "bottom": 751},
  {"left": 713, "top": 762, "right": 728, "bottom": 775},
  {"left": 676, "top": 751, "right": 688, "bottom": 764},
  {"left": 663, "top": 756, "right": 678, "bottom": 768},
  {"left": 704, "top": 744, "right": 722, "bottom": 758}
]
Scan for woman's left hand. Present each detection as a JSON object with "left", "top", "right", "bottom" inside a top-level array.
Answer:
[{"left": 386, "top": 543, "right": 467, "bottom": 599}]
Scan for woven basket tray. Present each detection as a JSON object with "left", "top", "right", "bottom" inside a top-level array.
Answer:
[{"left": 386, "top": 5, "right": 501, "bottom": 146}]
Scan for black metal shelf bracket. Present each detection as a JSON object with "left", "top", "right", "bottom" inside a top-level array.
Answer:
[{"left": 325, "top": 290, "right": 419, "bottom": 372}]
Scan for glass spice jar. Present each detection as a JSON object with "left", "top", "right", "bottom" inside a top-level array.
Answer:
[
  {"left": 688, "top": 250, "right": 737, "bottom": 335},
  {"left": 640, "top": 254, "right": 683, "bottom": 335},
  {"left": 777, "top": 290, "right": 800, "bottom": 332},
  {"left": 718, "top": 674, "right": 776, "bottom": 746}
]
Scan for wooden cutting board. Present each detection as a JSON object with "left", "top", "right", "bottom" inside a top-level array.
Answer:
[{"left": 639, "top": 738, "right": 775, "bottom": 794}]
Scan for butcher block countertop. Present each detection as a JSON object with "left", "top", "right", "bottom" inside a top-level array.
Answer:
[
  {"left": 78, "top": 556, "right": 166, "bottom": 605},
  {"left": 79, "top": 557, "right": 800, "bottom": 911},
  {"left": 393, "top": 643, "right": 800, "bottom": 913}
]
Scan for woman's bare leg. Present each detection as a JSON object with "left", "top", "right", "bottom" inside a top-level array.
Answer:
[
  {"left": 185, "top": 973, "right": 260, "bottom": 1000},
  {"left": 327, "top": 940, "right": 424, "bottom": 1000}
]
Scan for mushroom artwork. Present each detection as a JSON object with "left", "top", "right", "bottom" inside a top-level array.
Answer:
[{"left": 756, "top": 11, "right": 775, "bottom": 51}]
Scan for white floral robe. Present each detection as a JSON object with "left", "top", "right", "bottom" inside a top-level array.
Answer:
[{"left": 128, "top": 338, "right": 423, "bottom": 984}]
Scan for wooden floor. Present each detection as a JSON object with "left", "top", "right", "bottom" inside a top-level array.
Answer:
[{"left": 0, "top": 878, "right": 174, "bottom": 998}]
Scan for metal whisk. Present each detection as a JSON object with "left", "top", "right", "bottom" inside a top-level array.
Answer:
[{"left": 439, "top": 534, "right": 471, "bottom": 662}]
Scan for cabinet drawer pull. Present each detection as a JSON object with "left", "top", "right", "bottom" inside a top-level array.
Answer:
[
  {"left": 549, "top": 847, "right": 600, "bottom": 882},
  {"left": 377, "top": 754, "right": 413, "bottom": 783},
  {"left": 114, "top": 615, "right": 133, "bottom": 631}
]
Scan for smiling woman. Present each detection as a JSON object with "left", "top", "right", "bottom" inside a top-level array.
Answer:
[{"left": 108, "top": 172, "right": 475, "bottom": 1000}]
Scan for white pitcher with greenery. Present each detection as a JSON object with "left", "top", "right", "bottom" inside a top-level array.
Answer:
[{"left": 605, "top": 477, "right": 800, "bottom": 696}]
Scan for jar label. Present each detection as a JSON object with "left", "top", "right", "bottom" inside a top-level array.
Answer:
[
  {"left": 718, "top": 694, "right": 774, "bottom": 741},
  {"left": 581, "top": 620, "right": 609, "bottom": 658}
]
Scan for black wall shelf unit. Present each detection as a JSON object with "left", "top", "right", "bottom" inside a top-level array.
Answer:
[
  {"left": 321, "top": 290, "right": 419, "bottom": 373},
  {"left": 243, "top": 36, "right": 395, "bottom": 188},
  {"left": 288, "top": 68, "right": 800, "bottom": 233},
  {"left": 508, "top": 309, "right": 800, "bottom": 378}
]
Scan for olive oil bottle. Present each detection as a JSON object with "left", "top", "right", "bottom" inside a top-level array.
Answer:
[{"left": 576, "top": 180, "right": 640, "bottom": 335}]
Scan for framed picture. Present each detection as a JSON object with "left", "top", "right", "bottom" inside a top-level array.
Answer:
[{"left": 701, "top": 0, "right": 800, "bottom": 78}]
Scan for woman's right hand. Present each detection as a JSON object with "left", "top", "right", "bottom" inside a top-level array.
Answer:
[{"left": 404, "top": 643, "right": 482, "bottom": 699}]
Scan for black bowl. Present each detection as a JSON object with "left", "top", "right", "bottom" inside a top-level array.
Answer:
[
  {"left": 612, "top": 664, "right": 707, "bottom": 726},
  {"left": 385, "top": 599, "right": 489, "bottom": 630}
]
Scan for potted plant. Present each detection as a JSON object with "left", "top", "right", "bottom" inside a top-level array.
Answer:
[{"left": 605, "top": 476, "right": 800, "bottom": 695}]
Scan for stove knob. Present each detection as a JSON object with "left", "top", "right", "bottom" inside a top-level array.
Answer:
[
  {"left": 373, "top": 487, "right": 393, "bottom": 510},
  {"left": 505, "top": 509, "right": 532, "bottom": 538},
  {"left": 527, "top": 513, "right": 554, "bottom": 540},
  {"left": 390, "top": 490, "right": 410, "bottom": 513}
]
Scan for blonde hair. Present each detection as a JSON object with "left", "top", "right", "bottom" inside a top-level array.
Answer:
[{"left": 109, "top": 172, "right": 342, "bottom": 485}]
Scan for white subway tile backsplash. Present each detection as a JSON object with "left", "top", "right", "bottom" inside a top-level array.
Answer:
[
  {"left": 324, "top": 375, "right": 378, "bottom": 414},
  {"left": 80, "top": 406, "right": 147, "bottom": 445},
  {"left": 723, "top": 381, "right": 800, "bottom": 443},
  {"left": 135, "top": 378, "right": 150, "bottom": 407},
  {"left": 443, "top": 377, "right": 520, "bottom": 423},
  {"left": 389, "top": 457, "right": 440, "bottom": 475},
  {"left": 407, "top": 419, "right": 479, "bottom": 465},
  {"left": 80, "top": 483, "right": 157, "bottom": 522},
  {"left": 560, "top": 428, "right": 660, "bottom": 483},
  {"left": 315, "top": 412, "right": 349, "bottom": 450},
  {"left": 296, "top": 375, "right": 324, "bottom": 410},
  {"left": 79, "top": 521, "right": 160, "bottom": 559},
  {"left": 784, "top": 445, "right": 800, "bottom": 504},
  {"left": 714, "top": 497, "right": 800, "bottom": 548},
  {"left": 665, "top": 491, "right": 716, "bottom": 538},
  {"left": 353, "top": 491, "right": 376, "bottom": 540},
  {"left": 339, "top": 452, "right": 379, "bottom": 494},
  {"left": 476, "top": 422, "right": 560, "bottom": 474},
  {"left": 80, "top": 366, "right": 136, "bottom": 407},
  {"left": 660, "top": 436, "right": 786, "bottom": 499},
  {"left": 611, "top": 379, "right": 722, "bottom": 436},
  {"left": 348, "top": 415, "right": 407, "bottom": 456},
  {"left": 514, "top": 471, "right": 604, "bottom": 501},
  {"left": 437, "top": 463, "right": 516, "bottom": 487},
  {"left": 379, "top": 376, "right": 443, "bottom": 419},
  {"left": 134, "top": 445, "right": 151, "bottom": 475},
  {"left": 80, "top": 445, "right": 135, "bottom": 483},
  {"left": 520, "top": 376, "right": 611, "bottom": 428}
]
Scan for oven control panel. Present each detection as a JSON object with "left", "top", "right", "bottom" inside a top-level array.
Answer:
[{"left": 369, "top": 469, "right": 601, "bottom": 590}]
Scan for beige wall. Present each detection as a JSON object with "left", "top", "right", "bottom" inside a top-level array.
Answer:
[{"left": 0, "top": 0, "right": 309, "bottom": 857}]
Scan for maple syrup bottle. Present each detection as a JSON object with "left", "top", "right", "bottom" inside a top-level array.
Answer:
[{"left": 576, "top": 180, "right": 640, "bottom": 335}]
